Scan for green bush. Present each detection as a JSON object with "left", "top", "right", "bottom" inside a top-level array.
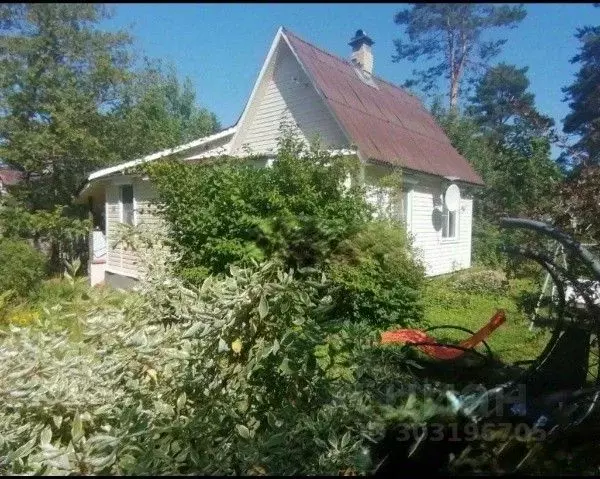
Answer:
[
  {"left": 328, "top": 221, "right": 425, "bottom": 328},
  {"left": 179, "top": 265, "right": 211, "bottom": 287},
  {"left": 0, "top": 201, "right": 90, "bottom": 273},
  {"left": 145, "top": 135, "right": 371, "bottom": 276},
  {"left": 145, "top": 136, "right": 426, "bottom": 330},
  {"left": 0, "top": 238, "right": 46, "bottom": 298},
  {"left": 472, "top": 220, "right": 506, "bottom": 268},
  {"left": 450, "top": 268, "right": 509, "bottom": 296},
  {"left": 34, "top": 277, "right": 88, "bottom": 304},
  {"left": 0, "top": 227, "right": 424, "bottom": 475}
]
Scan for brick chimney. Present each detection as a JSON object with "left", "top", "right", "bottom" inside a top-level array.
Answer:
[{"left": 349, "top": 29, "right": 374, "bottom": 74}]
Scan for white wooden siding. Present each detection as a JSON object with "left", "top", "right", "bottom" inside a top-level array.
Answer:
[
  {"left": 410, "top": 178, "right": 472, "bottom": 276},
  {"left": 105, "top": 178, "right": 162, "bottom": 278},
  {"left": 104, "top": 171, "right": 473, "bottom": 279},
  {"left": 363, "top": 164, "right": 472, "bottom": 276},
  {"left": 232, "top": 42, "right": 348, "bottom": 155}
]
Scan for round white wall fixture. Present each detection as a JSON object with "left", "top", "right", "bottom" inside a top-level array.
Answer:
[{"left": 444, "top": 184, "right": 461, "bottom": 212}]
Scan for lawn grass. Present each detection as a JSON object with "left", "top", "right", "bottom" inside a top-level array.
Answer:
[{"left": 422, "top": 268, "right": 553, "bottom": 366}]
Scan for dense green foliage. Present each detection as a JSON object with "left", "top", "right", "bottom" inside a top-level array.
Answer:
[
  {"left": 0, "top": 3, "right": 220, "bottom": 275},
  {"left": 0, "top": 226, "right": 435, "bottom": 475},
  {"left": 0, "top": 4, "right": 221, "bottom": 210},
  {"left": 0, "top": 239, "right": 569, "bottom": 475},
  {"left": 432, "top": 61, "right": 563, "bottom": 267},
  {"left": 556, "top": 165, "right": 600, "bottom": 244},
  {"left": 328, "top": 221, "right": 425, "bottom": 327},
  {"left": 0, "top": 4, "right": 132, "bottom": 209},
  {"left": 0, "top": 201, "right": 90, "bottom": 270},
  {"left": 557, "top": 10, "right": 600, "bottom": 243},
  {"left": 146, "top": 137, "right": 370, "bottom": 275},
  {"left": 0, "top": 238, "right": 46, "bottom": 298},
  {"left": 109, "top": 59, "right": 220, "bottom": 163},
  {"left": 467, "top": 63, "right": 556, "bottom": 152},
  {"left": 562, "top": 12, "right": 600, "bottom": 167},
  {"left": 147, "top": 137, "right": 425, "bottom": 328},
  {"left": 393, "top": 4, "right": 526, "bottom": 109}
]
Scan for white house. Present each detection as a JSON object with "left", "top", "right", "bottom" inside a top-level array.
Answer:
[{"left": 77, "top": 27, "right": 484, "bottom": 288}]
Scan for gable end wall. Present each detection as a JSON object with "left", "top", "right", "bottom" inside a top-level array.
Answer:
[{"left": 232, "top": 42, "right": 348, "bottom": 155}]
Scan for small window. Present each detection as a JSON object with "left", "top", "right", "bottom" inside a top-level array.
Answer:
[
  {"left": 442, "top": 206, "right": 458, "bottom": 240},
  {"left": 365, "top": 185, "right": 388, "bottom": 219},
  {"left": 366, "top": 186, "right": 408, "bottom": 224},
  {"left": 120, "top": 184, "right": 134, "bottom": 226},
  {"left": 390, "top": 191, "right": 408, "bottom": 225}
]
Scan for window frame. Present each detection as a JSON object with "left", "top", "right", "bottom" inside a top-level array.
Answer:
[
  {"left": 441, "top": 204, "right": 459, "bottom": 241},
  {"left": 366, "top": 185, "right": 410, "bottom": 227}
]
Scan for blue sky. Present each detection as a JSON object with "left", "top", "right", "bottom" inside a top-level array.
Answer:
[{"left": 102, "top": 3, "right": 600, "bottom": 155}]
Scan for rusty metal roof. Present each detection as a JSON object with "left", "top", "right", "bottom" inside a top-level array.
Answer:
[{"left": 283, "top": 28, "right": 484, "bottom": 186}]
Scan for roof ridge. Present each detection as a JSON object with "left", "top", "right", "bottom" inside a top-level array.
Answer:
[{"left": 281, "top": 27, "right": 422, "bottom": 106}]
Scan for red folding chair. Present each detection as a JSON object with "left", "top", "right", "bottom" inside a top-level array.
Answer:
[{"left": 380, "top": 310, "right": 507, "bottom": 360}]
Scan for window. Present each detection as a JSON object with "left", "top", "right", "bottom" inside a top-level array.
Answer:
[
  {"left": 442, "top": 205, "right": 458, "bottom": 240},
  {"left": 366, "top": 185, "right": 408, "bottom": 225},
  {"left": 391, "top": 191, "right": 408, "bottom": 225},
  {"left": 120, "top": 184, "right": 134, "bottom": 226}
]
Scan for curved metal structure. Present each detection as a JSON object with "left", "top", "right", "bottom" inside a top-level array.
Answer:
[
  {"left": 500, "top": 218, "right": 600, "bottom": 390},
  {"left": 372, "top": 218, "right": 600, "bottom": 475}
]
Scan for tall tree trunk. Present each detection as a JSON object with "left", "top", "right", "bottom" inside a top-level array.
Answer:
[
  {"left": 449, "top": 76, "right": 460, "bottom": 112},
  {"left": 449, "top": 29, "right": 468, "bottom": 113}
]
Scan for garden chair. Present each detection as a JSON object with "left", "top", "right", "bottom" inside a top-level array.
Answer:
[{"left": 380, "top": 309, "right": 506, "bottom": 360}]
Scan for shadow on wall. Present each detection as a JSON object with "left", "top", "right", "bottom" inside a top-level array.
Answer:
[{"left": 431, "top": 207, "right": 443, "bottom": 232}]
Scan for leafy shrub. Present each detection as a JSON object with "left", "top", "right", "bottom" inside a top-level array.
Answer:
[
  {"left": 0, "top": 201, "right": 90, "bottom": 272},
  {"left": 145, "top": 135, "right": 371, "bottom": 275},
  {"left": 179, "top": 265, "right": 211, "bottom": 287},
  {"left": 145, "top": 134, "right": 427, "bottom": 331},
  {"left": 0, "top": 223, "right": 427, "bottom": 475},
  {"left": 0, "top": 290, "right": 14, "bottom": 322},
  {"left": 472, "top": 220, "right": 506, "bottom": 268},
  {"left": 450, "top": 268, "right": 509, "bottom": 296},
  {"left": 328, "top": 221, "right": 425, "bottom": 327},
  {"left": 3, "top": 305, "right": 40, "bottom": 327},
  {"left": 0, "top": 238, "right": 46, "bottom": 298},
  {"left": 34, "top": 277, "right": 90, "bottom": 305}
]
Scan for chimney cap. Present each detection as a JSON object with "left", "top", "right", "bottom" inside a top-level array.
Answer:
[{"left": 349, "top": 29, "right": 374, "bottom": 48}]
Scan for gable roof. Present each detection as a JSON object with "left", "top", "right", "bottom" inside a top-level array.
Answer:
[
  {"left": 282, "top": 28, "right": 484, "bottom": 186},
  {"left": 81, "top": 26, "right": 483, "bottom": 195}
]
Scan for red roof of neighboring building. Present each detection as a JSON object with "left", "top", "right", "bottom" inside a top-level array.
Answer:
[
  {"left": 283, "top": 28, "right": 484, "bottom": 186},
  {"left": 0, "top": 169, "right": 24, "bottom": 186}
]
